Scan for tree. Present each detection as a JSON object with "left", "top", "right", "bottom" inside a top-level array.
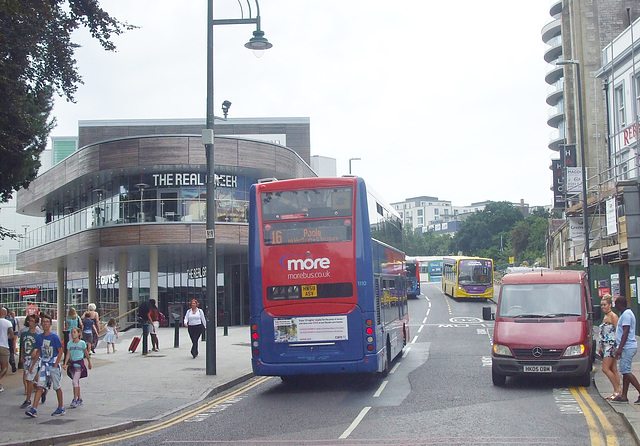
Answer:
[
  {"left": 0, "top": 0, "right": 135, "bottom": 239},
  {"left": 453, "top": 201, "right": 524, "bottom": 257}
]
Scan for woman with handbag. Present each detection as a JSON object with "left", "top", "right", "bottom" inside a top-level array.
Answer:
[{"left": 183, "top": 299, "right": 206, "bottom": 358}]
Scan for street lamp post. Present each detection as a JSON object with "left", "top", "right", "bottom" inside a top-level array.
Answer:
[
  {"left": 203, "top": 0, "right": 272, "bottom": 376},
  {"left": 556, "top": 59, "right": 590, "bottom": 287},
  {"left": 349, "top": 157, "right": 361, "bottom": 175}
]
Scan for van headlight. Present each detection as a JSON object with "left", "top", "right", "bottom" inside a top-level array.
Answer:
[
  {"left": 493, "top": 344, "right": 512, "bottom": 357},
  {"left": 563, "top": 344, "right": 585, "bottom": 357}
]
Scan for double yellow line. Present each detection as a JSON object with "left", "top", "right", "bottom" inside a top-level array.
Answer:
[
  {"left": 570, "top": 386, "right": 617, "bottom": 446},
  {"left": 71, "top": 376, "right": 271, "bottom": 446}
]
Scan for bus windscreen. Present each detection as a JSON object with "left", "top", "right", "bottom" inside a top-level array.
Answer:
[
  {"left": 458, "top": 259, "right": 492, "bottom": 285},
  {"left": 261, "top": 187, "right": 353, "bottom": 220}
]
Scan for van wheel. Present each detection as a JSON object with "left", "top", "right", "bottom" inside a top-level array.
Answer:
[
  {"left": 577, "top": 368, "right": 592, "bottom": 387},
  {"left": 492, "top": 369, "right": 506, "bottom": 386}
]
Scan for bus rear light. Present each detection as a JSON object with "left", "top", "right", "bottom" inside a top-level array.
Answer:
[
  {"left": 367, "top": 344, "right": 374, "bottom": 352},
  {"left": 366, "top": 336, "right": 373, "bottom": 343},
  {"left": 252, "top": 332, "right": 259, "bottom": 340},
  {"left": 251, "top": 324, "right": 258, "bottom": 331},
  {"left": 253, "top": 349, "right": 260, "bottom": 356},
  {"left": 253, "top": 340, "right": 259, "bottom": 348},
  {"left": 366, "top": 327, "right": 373, "bottom": 335},
  {"left": 366, "top": 319, "right": 373, "bottom": 326}
]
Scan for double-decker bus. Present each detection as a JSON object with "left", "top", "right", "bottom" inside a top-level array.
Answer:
[
  {"left": 441, "top": 256, "right": 493, "bottom": 299},
  {"left": 405, "top": 258, "right": 420, "bottom": 298},
  {"left": 249, "top": 177, "right": 409, "bottom": 378}
]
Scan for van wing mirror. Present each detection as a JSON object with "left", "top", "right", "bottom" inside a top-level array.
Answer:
[{"left": 482, "top": 306, "right": 494, "bottom": 321}]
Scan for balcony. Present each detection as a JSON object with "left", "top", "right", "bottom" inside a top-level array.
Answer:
[
  {"left": 19, "top": 197, "right": 249, "bottom": 251},
  {"left": 547, "top": 102, "right": 564, "bottom": 127},
  {"left": 542, "top": 17, "right": 561, "bottom": 43},
  {"left": 545, "top": 64, "right": 564, "bottom": 85},
  {"left": 549, "top": 0, "right": 562, "bottom": 18},
  {"left": 548, "top": 128, "right": 565, "bottom": 151},
  {"left": 546, "top": 78, "right": 564, "bottom": 106}
]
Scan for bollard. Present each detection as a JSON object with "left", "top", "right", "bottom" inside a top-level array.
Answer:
[
  {"left": 142, "top": 322, "right": 149, "bottom": 355},
  {"left": 174, "top": 320, "right": 180, "bottom": 348},
  {"left": 224, "top": 311, "right": 229, "bottom": 336}
]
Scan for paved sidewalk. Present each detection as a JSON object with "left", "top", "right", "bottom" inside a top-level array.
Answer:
[
  {"left": 0, "top": 325, "right": 253, "bottom": 446},
  {"left": 593, "top": 336, "right": 640, "bottom": 444}
]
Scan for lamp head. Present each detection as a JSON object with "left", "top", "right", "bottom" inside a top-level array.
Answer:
[
  {"left": 245, "top": 29, "right": 272, "bottom": 58},
  {"left": 222, "top": 100, "right": 231, "bottom": 118}
]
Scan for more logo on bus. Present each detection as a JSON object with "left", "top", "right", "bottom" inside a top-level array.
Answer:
[{"left": 280, "top": 254, "right": 331, "bottom": 271}]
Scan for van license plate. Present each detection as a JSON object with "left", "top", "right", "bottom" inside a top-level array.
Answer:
[
  {"left": 301, "top": 285, "right": 317, "bottom": 297},
  {"left": 523, "top": 365, "right": 552, "bottom": 373}
]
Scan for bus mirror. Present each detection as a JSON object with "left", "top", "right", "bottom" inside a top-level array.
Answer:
[{"left": 482, "top": 306, "right": 494, "bottom": 321}]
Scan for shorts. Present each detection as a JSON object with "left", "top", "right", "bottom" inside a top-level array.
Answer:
[
  {"left": 24, "top": 357, "right": 39, "bottom": 381},
  {"left": 0, "top": 346, "right": 8, "bottom": 359},
  {"left": 619, "top": 347, "right": 638, "bottom": 374},
  {"left": 35, "top": 363, "right": 62, "bottom": 391}
]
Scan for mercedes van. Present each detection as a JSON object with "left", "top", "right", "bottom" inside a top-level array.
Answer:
[{"left": 483, "top": 270, "right": 601, "bottom": 386}]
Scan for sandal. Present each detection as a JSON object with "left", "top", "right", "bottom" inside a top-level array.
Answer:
[{"left": 606, "top": 391, "right": 622, "bottom": 400}]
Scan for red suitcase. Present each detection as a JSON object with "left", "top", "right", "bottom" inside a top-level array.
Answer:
[{"left": 128, "top": 336, "right": 141, "bottom": 353}]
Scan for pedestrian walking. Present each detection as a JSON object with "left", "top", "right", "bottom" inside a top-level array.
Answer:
[
  {"left": 149, "top": 299, "right": 159, "bottom": 352},
  {"left": 63, "top": 327, "right": 92, "bottom": 408},
  {"left": 19, "top": 314, "right": 42, "bottom": 408},
  {"left": 64, "top": 307, "right": 82, "bottom": 331},
  {"left": 82, "top": 312, "right": 98, "bottom": 354},
  {"left": 0, "top": 307, "right": 16, "bottom": 393},
  {"left": 86, "top": 303, "right": 100, "bottom": 353},
  {"left": 184, "top": 299, "right": 206, "bottom": 358},
  {"left": 612, "top": 297, "right": 640, "bottom": 403},
  {"left": 26, "top": 313, "right": 66, "bottom": 417},
  {"left": 599, "top": 294, "right": 621, "bottom": 399},
  {"left": 5, "top": 309, "right": 18, "bottom": 373},
  {"left": 104, "top": 318, "right": 118, "bottom": 353}
]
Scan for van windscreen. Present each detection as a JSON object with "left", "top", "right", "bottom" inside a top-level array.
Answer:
[{"left": 498, "top": 283, "right": 583, "bottom": 318}]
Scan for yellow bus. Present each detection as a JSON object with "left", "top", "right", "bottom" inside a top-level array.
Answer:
[{"left": 441, "top": 256, "right": 493, "bottom": 299}]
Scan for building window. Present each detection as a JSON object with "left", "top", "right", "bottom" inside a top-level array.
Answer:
[
  {"left": 444, "top": 208, "right": 449, "bottom": 215},
  {"left": 434, "top": 208, "right": 439, "bottom": 215},
  {"left": 417, "top": 209, "right": 423, "bottom": 216},
  {"left": 636, "top": 75, "right": 640, "bottom": 120},
  {"left": 418, "top": 217, "right": 423, "bottom": 225},
  {"left": 616, "top": 85, "right": 626, "bottom": 130}
]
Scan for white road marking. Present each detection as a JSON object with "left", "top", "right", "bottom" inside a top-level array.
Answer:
[
  {"left": 477, "top": 328, "right": 487, "bottom": 335},
  {"left": 426, "top": 308, "right": 431, "bottom": 317},
  {"left": 418, "top": 325, "right": 424, "bottom": 333},
  {"left": 339, "top": 406, "right": 371, "bottom": 439},
  {"left": 390, "top": 362, "right": 401, "bottom": 374},
  {"left": 373, "top": 380, "right": 388, "bottom": 398},
  {"left": 402, "top": 346, "right": 411, "bottom": 358},
  {"left": 411, "top": 335, "right": 418, "bottom": 344},
  {"left": 422, "top": 317, "right": 428, "bottom": 324}
]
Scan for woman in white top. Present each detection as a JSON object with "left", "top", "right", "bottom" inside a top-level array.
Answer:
[{"left": 184, "top": 299, "right": 206, "bottom": 358}]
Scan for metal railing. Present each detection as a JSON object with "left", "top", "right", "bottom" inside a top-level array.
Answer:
[{"left": 20, "top": 197, "right": 249, "bottom": 251}]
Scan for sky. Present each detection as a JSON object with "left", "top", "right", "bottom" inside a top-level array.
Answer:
[{"left": 49, "top": 0, "right": 554, "bottom": 208}]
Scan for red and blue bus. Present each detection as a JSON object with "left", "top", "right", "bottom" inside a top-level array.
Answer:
[
  {"left": 405, "top": 258, "right": 420, "bottom": 298},
  {"left": 249, "top": 177, "right": 409, "bottom": 378}
]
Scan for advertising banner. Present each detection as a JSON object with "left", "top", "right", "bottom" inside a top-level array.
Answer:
[
  {"left": 606, "top": 197, "right": 617, "bottom": 235},
  {"left": 274, "top": 315, "right": 348, "bottom": 343}
]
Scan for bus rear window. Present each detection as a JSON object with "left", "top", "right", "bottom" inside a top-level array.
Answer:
[
  {"left": 261, "top": 187, "right": 353, "bottom": 220},
  {"left": 264, "top": 219, "right": 352, "bottom": 245}
]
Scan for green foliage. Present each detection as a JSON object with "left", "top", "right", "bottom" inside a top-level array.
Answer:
[
  {"left": 453, "top": 202, "right": 523, "bottom": 256},
  {"left": 402, "top": 224, "right": 453, "bottom": 256},
  {"left": 0, "top": 0, "right": 135, "bottom": 238}
]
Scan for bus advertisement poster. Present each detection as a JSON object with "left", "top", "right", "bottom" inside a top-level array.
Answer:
[{"left": 274, "top": 316, "right": 348, "bottom": 343}]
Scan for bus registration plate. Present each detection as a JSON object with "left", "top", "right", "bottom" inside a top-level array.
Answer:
[
  {"left": 523, "top": 365, "right": 551, "bottom": 373},
  {"left": 302, "top": 285, "right": 317, "bottom": 298}
]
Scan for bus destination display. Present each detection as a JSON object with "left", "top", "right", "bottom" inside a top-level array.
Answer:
[{"left": 263, "top": 219, "right": 352, "bottom": 245}]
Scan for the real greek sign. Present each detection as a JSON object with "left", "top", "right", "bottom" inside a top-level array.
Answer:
[{"left": 152, "top": 173, "right": 237, "bottom": 188}]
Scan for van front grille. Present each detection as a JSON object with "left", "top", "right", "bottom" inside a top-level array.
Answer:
[{"left": 513, "top": 348, "right": 563, "bottom": 360}]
